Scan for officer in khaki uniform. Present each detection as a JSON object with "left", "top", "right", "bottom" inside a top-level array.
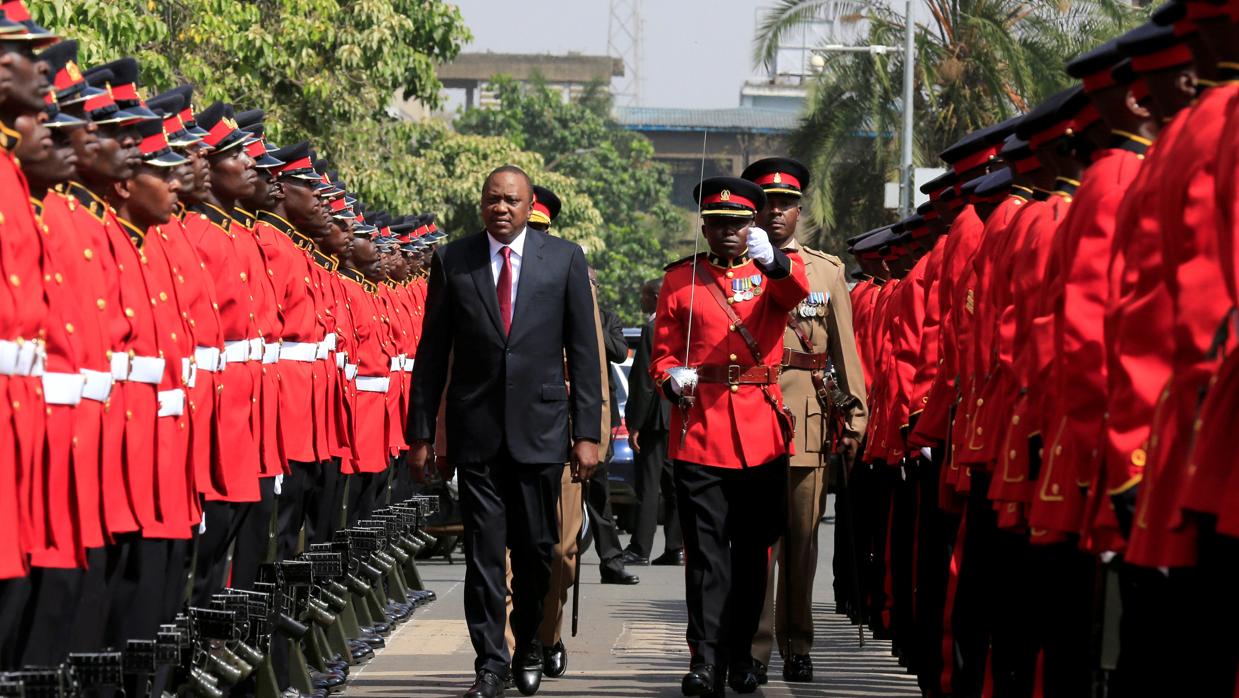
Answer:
[
  {"left": 503, "top": 186, "right": 611, "bottom": 679},
  {"left": 742, "top": 158, "right": 868, "bottom": 683}
]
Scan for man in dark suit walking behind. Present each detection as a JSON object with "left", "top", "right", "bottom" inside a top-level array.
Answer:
[{"left": 407, "top": 166, "right": 602, "bottom": 698}]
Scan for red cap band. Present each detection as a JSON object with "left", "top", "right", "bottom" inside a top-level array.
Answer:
[
  {"left": 700, "top": 192, "right": 756, "bottom": 210},
  {"left": 2, "top": 1, "right": 32, "bottom": 21},
  {"left": 110, "top": 83, "right": 140, "bottom": 102},
  {"left": 754, "top": 172, "right": 802, "bottom": 189},
  {"left": 1187, "top": 2, "right": 1230, "bottom": 20},
  {"left": 1015, "top": 155, "right": 1043, "bottom": 174},
  {"left": 952, "top": 145, "right": 999, "bottom": 174},
  {"left": 1029, "top": 121, "right": 1070, "bottom": 150},
  {"left": 139, "top": 130, "right": 170, "bottom": 156},
  {"left": 328, "top": 197, "right": 347, "bottom": 212},
  {"left": 83, "top": 90, "right": 117, "bottom": 114},
  {"left": 923, "top": 209, "right": 939, "bottom": 221},
  {"left": 245, "top": 139, "right": 268, "bottom": 159},
  {"left": 531, "top": 201, "right": 552, "bottom": 218},
  {"left": 53, "top": 61, "right": 85, "bottom": 93},
  {"left": 203, "top": 118, "right": 235, "bottom": 147},
  {"left": 1082, "top": 71, "right": 1117, "bottom": 93},
  {"left": 1074, "top": 103, "right": 1102, "bottom": 131},
  {"left": 280, "top": 156, "right": 312, "bottom": 173},
  {"left": 1132, "top": 43, "right": 1194, "bottom": 73}
]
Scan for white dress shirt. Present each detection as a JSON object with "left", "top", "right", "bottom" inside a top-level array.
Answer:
[{"left": 487, "top": 227, "right": 527, "bottom": 310}]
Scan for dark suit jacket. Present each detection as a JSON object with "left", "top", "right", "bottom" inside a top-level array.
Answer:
[
  {"left": 407, "top": 227, "right": 602, "bottom": 464},
  {"left": 624, "top": 318, "right": 671, "bottom": 434}
]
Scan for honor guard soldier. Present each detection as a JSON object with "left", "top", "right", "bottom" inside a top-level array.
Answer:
[
  {"left": 650, "top": 176, "right": 809, "bottom": 697},
  {"left": 740, "top": 157, "right": 867, "bottom": 685}
]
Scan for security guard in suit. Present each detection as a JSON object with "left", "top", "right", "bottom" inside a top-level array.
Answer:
[{"left": 741, "top": 158, "right": 868, "bottom": 684}]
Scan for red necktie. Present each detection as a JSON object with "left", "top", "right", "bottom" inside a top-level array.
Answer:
[{"left": 497, "top": 246, "right": 513, "bottom": 335}]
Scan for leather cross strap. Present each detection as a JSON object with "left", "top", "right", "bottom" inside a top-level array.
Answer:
[
  {"left": 697, "top": 364, "right": 780, "bottom": 385},
  {"left": 695, "top": 260, "right": 796, "bottom": 447},
  {"left": 782, "top": 347, "right": 829, "bottom": 371}
]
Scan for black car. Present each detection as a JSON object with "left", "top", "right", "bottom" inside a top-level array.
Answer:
[{"left": 606, "top": 327, "right": 642, "bottom": 532}]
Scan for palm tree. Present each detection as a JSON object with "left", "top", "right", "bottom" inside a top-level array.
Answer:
[{"left": 754, "top": 0, "right": 1146, "bottom": 253}]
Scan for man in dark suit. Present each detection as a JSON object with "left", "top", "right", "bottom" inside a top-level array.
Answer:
[
  {"left": 623, "top": 278, "right": 684, "bottom": 566},
  {"left": 407, "top": 165, "right": 602, "bottom": 698}
]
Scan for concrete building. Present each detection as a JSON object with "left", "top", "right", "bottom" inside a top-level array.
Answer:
[
  {"left": 435, "top": 52, "right": 623, "bottom": 110},
  {"left": 613, "top": 106, "right": 799, "bottom": 208}
]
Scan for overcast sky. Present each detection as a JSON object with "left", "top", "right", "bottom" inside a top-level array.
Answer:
[{"left": 449, "top": 0, "right": 775, "bottom": 109}]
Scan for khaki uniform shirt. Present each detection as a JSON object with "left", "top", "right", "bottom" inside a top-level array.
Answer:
[{"left": 781, "top": 240, "right": 868, "bottom": 467}]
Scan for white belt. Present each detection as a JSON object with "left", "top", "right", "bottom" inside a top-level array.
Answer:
[
  {"left": 336, "top": 352, "right": 347, "bottom": 370},
  {"left": 182, "top": 357, "right": 196, "bottom": 388},
  {"left": 262, "top": 342, "right": 281, "bottom": 365},
  {"left": 402, "top": 357, "right": 415, "bottom": 372},
  {"left": 157, "top": 388, "right": 185, "bottom": 417},
  {"left": 0, "top": 340, "right": 45, "bottom": 377},
  {"left": 80, "top": 369, "right": 113, "bottom": 402},
  {"left": 323, "top": 334, "right": 337, "bottom": 351},
  {"left": 249, "top": 338, "right": 264, "bottom": 362},
  {"left": 281, "top": 341, "right": 319, "bottom": 362},
  {"left": 128, "top": 355, "right": 166, "bottom": 385},
  {"left": 109, "top": 352, "right": 130, "bottom": 380},
  {"left": 344, "top": 363, "right": 358, "bottom": 381},
  {"left": 194, "top": 346, "right": 224, "bottom": 373},
  {"left": 42, "top": 371, "right": 84, "bottom": 406},
  {"left": 223, "top": 340, "right": 252, "bottom": 364},
  {"left": 389, "top": 355, "right": 405, "bottom": 372},
  {"left": 355, "top": 375, "right": 390, "bottom": 393}
]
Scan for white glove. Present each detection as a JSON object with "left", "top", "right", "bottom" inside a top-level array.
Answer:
[
  {"left": 746, "top": 226, "right": 776, "bottom": 266},
  {"left": 920, "top": 447, "right": 933, "bottom": 461}
]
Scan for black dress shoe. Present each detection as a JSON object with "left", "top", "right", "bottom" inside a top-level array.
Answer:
[
  {"left": 680, "top": 664, "right": 720, "bottom": 697},
  {"left": 621, "top": 548, "right": 649, "bottom": 566},
  {"left": 541, "top": 641, "right": 567, "bottom": 678},
  {"left": 727, "top": 663, "right": 760, "bottom": 694},
  {"left": 782, "top": 653, "right": 813, "bottom": 682},
  {"left": 753, "top": 660, "right": 768, "bottom": 685},
  {"left": 512, "top": 648, "right": 543, "bottom": 696},
  {"left": 651, "top": 548, "right": 686, "bottom": 566},
  {"left": 600, "top": 560, "right": 640, "bottom": 585},
  {"left": 464, "top": 669, "right": 505, "bottom": 698}
]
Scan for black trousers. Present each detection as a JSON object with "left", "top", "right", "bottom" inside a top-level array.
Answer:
[
  {"left": 18, "top": 567, "right": 81, "bottom": 664},
  {"left": 308, "top": 457, "right": 343, "bottom": 545},
  {"left": 951, "top": 472, "right": 999, "bottom": 698},
  {"left": 889, "top": 463, "right": 919, "bottom": 668},
  {"left": 587, "top": 459, "right": 624, "bottom": 565},
  {"left": 1029, "top": 541, "right": 1095, "bottom": 698},
  {"left": 345, "top": 469, "right": 387, "bottom": 528},
  {"left": 629, "top": 430, "right": 682, "bottom": 558},
  {"left": 231, "top": 476, "right": 277, "bottom": 591},
  {"left": 104, "top": 537, "right": 172, "bottom": 648},
  {"left": 675, "top": 457, "right": 787, "bottom": 669},
  {"left": 193, "top": 490, "right": 271, "bottom": 605},
  {"left": 277, "top": 460, "right": 320, "bottom": 560},
  {"left": 0, "top": 577, "right": 30, "bottom": 668},
  {"left": 458, "top": 457, "right": 561, "bottom": 676},
  {"left": 913, "top": 454, "right": 957, "bottom": 698}
]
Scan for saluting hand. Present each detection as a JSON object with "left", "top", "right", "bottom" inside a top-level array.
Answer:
[
  {"left": 571, "top": 440, "right": 600, "bottom": 483},
  {"left": 746, "top": 226, "right": 776, "bottom": 266}
]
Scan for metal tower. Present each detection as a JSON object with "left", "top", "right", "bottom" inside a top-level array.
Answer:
[{"left": 608, "top": 0, "right": 642, "bottom": 106}]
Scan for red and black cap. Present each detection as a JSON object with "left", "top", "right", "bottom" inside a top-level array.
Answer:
[
  {"left": 161, "top": 84, "right": 209, "bottom": 139},
  {"left": 1000, "top": 134, "right": 1041, "bottom": 174},
  {"left": 37, "top": 40, "right": 101, "bottom": 106},
  {"left": 939, "top": 115, "right": 1020, "bottom": 175},
  {"left": 233, "top": 109, "right": 264, "bottom": 144},
  {"left": 693, "top": 176, "right": 766, "bottom": 218},
  {"left": 233, "top": 108, "right": 283, "bottom": 169},
  {"left": 134, "top": 106, "right": 188, "bottom": 167},
  {"left": 530, "top": 185, "right": 561, "bottom": 225},
  {"left": 918, "top": 170, "right": 956, "bottom": 200},
  {"left": 972, "top": 168, "right": 1014, "bottom": 203},
  {"left": 81, "top": 68, "right": 150, "bottom": 125},
  {"left": 83, "top": 58, "right": 160, "bottom": 121},
  {"left": 846, "top": 225, "right": 889, "bottom": 253},
  {"left": 146, "top": 90, "right": 202, "bottom": 148},
  {"left": 271, "top": 141, "right": 320, "bottom": 181},
  {"left": 1067, "top": 39, "right": 1125, "bottom": 93},
  {"left": 906, "top": 214, "right": 931, "bottom": 239},
  {"left": 1152, "top": 0, "right": 1195, "bottom": 35},
  {"left": 1118, "top": 20, "right": 1194, "bottom": 75},
  {"left": 1184, "top": 0, "right": 1232, "bottom": 22},
  {"left": 851, "top": 226, "right": 897, "bottom": 259},
  {"left": 0, "top": 1, "right": 56, "bottom": 46},
  {"left": 196, "top": 102, "right": 248, "bottom": 153},
  {"left": 740, "top": 156, "right": 811, "bottom": 198},
  {"left": 1016, "top": 87, "right": 1082, "bottom": 150}
]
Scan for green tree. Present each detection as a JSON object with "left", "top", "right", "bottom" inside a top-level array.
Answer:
[
  {"left": 457, "top": 77, "right": 682, "bottom": 323},
  {"left": 32, "top": 0, "right": 471, "bottom": 212},
  {"left": 753, "top": 0, "right": 1145, "bottom": 255}
]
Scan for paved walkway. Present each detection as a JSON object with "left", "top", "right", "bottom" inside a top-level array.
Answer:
[{"left": 346, "top": 496, "right": 921, "bottom": 697}]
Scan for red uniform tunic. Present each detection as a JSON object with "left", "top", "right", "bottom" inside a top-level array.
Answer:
[
  {"left": 1186, "top": 86, "right": 1239, "bottom": 537},
  {"left": 937, "top": 207, "right": 985, "bottom": 499},
  {"left": 40, "top": 192, "right": 111, "bottom": 557},
  {"left": 888, "top": 257, "right": 930, "bottom": 459},
  {"left": 57, "top": 183, "right": 140, "bottom": 538},
  {"left": 651, "top": 251, "right": 809, "bottom": 469},
  {"left": 236, "top": 208, "right": 286, "bottom": 478},
  {"left": 254, "top": 211, "right": 326, "bottom": 464},
  {"left": 188, "top": 203, "right": 261, "bottom": 503},
  {"left": 1095, "top": 113, "right": 1187, "bottom": 553},
  {"left": 907, "top": 236, "right": 946, "bottom": 431},
  {"left": 1027, "top": 139, "right": 1148, "bottom": 540},
  {"left": 340, "top": 269, "right": 393, "bottom": 473},
  {"left": 0, "top": 123, "right": 48, "bottom": 577},
  {"left": 168, "top": 208, "right": 226, "bottom": 500},
  {"left": 849, "top": 280, "right": 877, "bottom": 386},
  {"left": 1126, "top": 84, "right": 1239, "bottom": 568},
  {"left": 863, "top": 281, "right": 900, "bottom": 462}
]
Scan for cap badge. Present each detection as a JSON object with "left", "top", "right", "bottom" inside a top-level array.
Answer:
[
  {"left": 720, "top": 189, "right": 731, "bottom": 201},
  {"left": 66, "top": 61, "right": 82, "bottom": 82},
  {"left": 773, "top": 172, "right": 782, "bottom": 184}
]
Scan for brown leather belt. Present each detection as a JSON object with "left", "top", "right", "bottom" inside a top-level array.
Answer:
[
  {"left": 696, "top": 364, "right": 781, "bottom": 385},
  {"left": 781, "top": 348, "right": 829, "bottom": 371}
]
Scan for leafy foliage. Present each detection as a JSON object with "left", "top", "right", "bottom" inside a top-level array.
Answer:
[
  {"left": 31, "top": 0, "right": 472, "bottom": 217},
  {"left": 457, "top": 77, "right": 683, "bottom": 323},
  {"left": 754, "top": 0, "right": 1146, "bottom": 255}
]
